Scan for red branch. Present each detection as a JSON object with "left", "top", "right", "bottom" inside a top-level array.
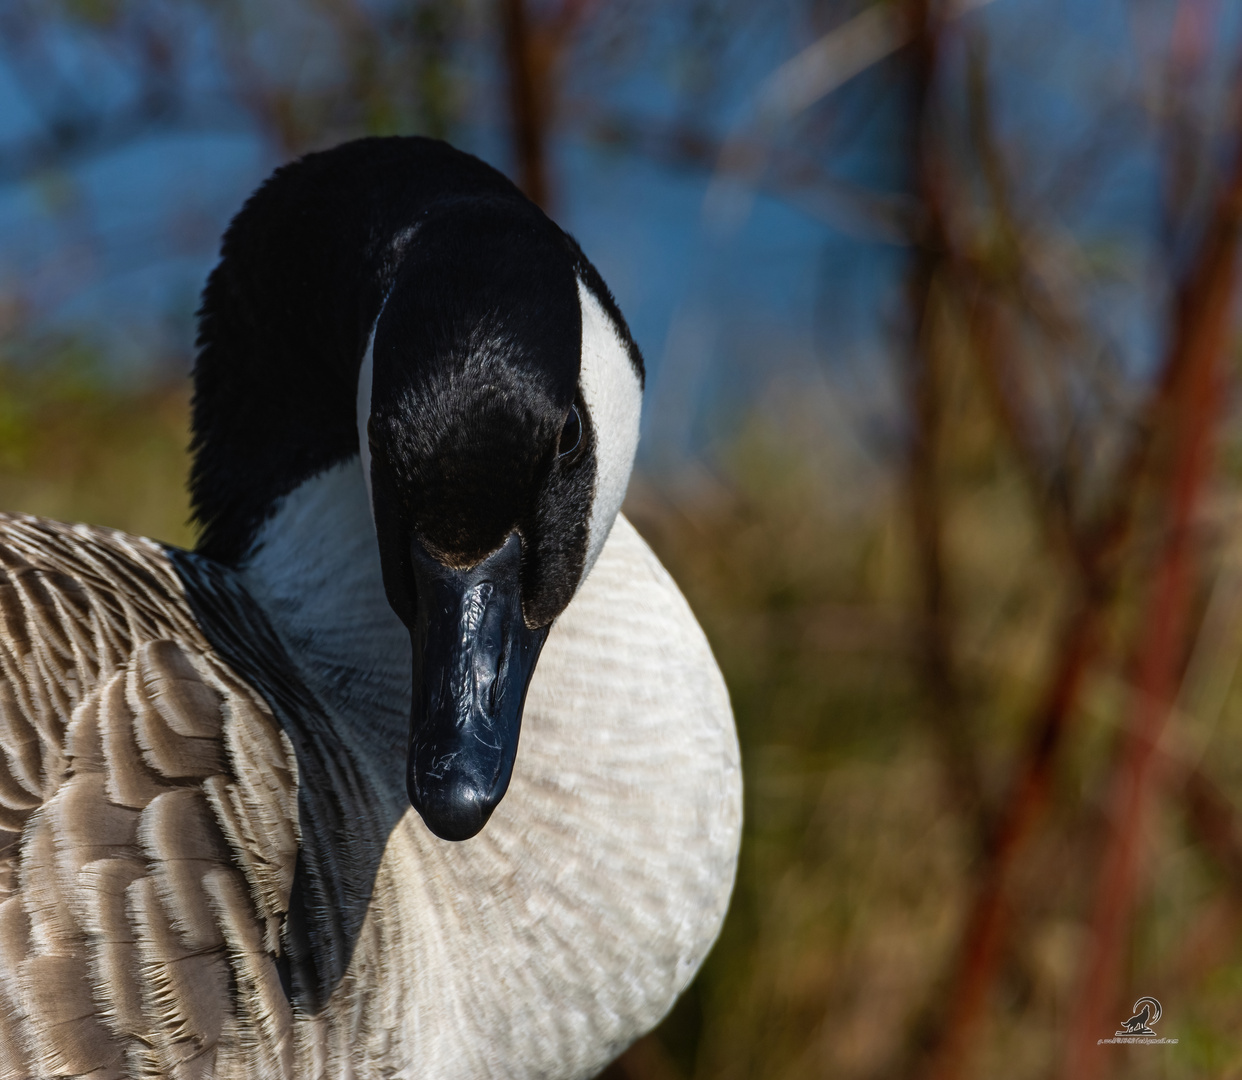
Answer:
[
  {"left": 1058, "top": 124, "right": 1242, "bottom": 1080},
  {"left": 499, "top": 0, "right": 593, "bottom": 209},
  {"left": 500, "top": 0, "right": 550, "bottom": 208},
  {"left": 918, "top": 39, "right": 1242, "bottom": 1080},
  {"left": 921, "top": 603, "right": 1101, "bottom": 1080}
]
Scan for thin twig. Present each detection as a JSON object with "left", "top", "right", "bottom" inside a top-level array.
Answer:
[{"left": 900, "top": 0, "right": 992, "bottom": 851}]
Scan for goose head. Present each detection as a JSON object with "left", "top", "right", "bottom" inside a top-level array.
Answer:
[
  {"left": 360, "top": 197, "right": 637, "bottom": 840},
  {"left": 189, "top": 139, "right": 643, "bottom": 843}
]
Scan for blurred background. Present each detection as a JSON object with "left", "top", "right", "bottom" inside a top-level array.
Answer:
[{"left": 2, "top": 0, "right": 1242, "bottom": 1077}]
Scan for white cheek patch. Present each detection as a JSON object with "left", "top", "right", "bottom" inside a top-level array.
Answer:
[{"left": 578, "top": 278, "right": 643, "bottom": 578}]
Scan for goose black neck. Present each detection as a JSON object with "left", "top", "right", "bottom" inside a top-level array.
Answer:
[{"left": 190, "top": 136, "right": 545, "bottom": 565}]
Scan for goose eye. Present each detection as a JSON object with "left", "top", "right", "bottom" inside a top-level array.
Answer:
[{"left": 558, "top": 404, "right": 582, "bottom": 458}]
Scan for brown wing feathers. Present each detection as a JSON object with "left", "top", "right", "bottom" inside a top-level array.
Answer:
[{"left": 0, "top": 516, "right": 299, "bottom": 1080}]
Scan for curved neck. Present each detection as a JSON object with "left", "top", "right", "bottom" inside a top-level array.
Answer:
[
  {"left": 238, "top": 454, "right": 410, "bottom": 741},
  {"left": 190, "top": 137, "right": 523, "bottom": 564}
]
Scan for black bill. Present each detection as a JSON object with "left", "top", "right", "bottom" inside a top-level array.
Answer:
[{"left": 405, "top": 531, "right": 548, "bottom": 841}]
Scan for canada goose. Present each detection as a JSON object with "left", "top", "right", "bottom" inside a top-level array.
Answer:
[{"left": 0, "top": 137, "right": 741, "bottom": 1080}]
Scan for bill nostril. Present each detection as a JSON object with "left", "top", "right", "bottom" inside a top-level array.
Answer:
[
  {"left": 477, "top": 591, "right": 508, "bottom": 716},
  {"left": 487, "top": 665, "right": 501, "bottom": 715}
]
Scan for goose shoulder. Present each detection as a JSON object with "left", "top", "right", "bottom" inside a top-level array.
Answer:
[{"left": 0, "top": 513, "right": 298, "bottom": 1080}]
